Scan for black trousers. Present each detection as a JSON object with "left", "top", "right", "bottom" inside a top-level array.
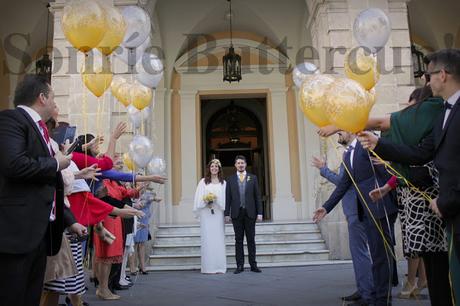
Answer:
[
  {"left": 422, "top": 251, "right": 453, "bottom": 306},
  {"left": 0, "top": 238, "right": 47, "bottom": 306},
  {"left": 232, "top": 207, "right": 257, "bottom": 267}
]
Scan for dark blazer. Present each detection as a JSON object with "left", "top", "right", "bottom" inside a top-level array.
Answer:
[
  {"left": 323, "top": 141, "right": 398, "bottom": 219},
  {"left": 0, "top": 108, "right": 75, "bottom": 255},
  {"left": 225, "top": 173, "right": 263, "bottom": 219},
  {"left": 375, "top": 95, "right": 460, "bottom": 233}
]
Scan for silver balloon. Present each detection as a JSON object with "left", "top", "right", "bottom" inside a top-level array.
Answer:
[
  {"left": 127, "top": 105, "right": 149, "bottom": 129},
  {"left": 129, "top": 135, "right": 154, "bottom": 168},
  {"left": 292, "top": 62, "right": 319, "bottom": 88},
  {"left": 147, "top": 156, "right": 166, "bottom": 175},
  {"left": 353, "top": 8, "right": 391, "bottom": 53},
  {"left": 121, "top": 6, "right": 151, "bottom": 48},
  {"left": 136, "top": 53, "right": 164, "bottom": 88},
  {"left": 114, "top": 36, "right": 150, "bottom": 66}
]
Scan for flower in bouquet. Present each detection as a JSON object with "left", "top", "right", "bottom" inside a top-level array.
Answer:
[{"left": 203, "top": 192, "right": 217, "bottom": 214}]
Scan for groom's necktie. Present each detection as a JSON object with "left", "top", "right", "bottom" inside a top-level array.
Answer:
[{"left": 239, "top": 173, "right": 245, "bottom": 182}]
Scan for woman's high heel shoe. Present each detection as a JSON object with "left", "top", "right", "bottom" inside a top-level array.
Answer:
[
  {"left": 96, "top": 289, "right": 120, "bottom": 300},
  {"left": 398, "top": 278, "right": 418, "bottom": 299}
]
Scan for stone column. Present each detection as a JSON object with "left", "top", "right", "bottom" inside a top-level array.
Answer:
[
  {"left": 174, "top": 90, "right": 199, "bottom": 224},
  {"left": 269, "top": 89, "right": 298, "bottom": 221}
]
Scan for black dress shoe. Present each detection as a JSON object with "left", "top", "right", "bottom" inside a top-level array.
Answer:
[
  {"left": 250, "top": 266, "right": 262, "bottom": 273},
  {"left": 341, "top": 291, "right": 362, "bottom": 301},
  {"left": 113, "top": 284, "right": 131, "bottom": 290},
  {"left": 347, "top": 298, "right": 370, "bottom": 306},
  {"left": 233, "top": 266, "right": 244, "bottom": 274}
]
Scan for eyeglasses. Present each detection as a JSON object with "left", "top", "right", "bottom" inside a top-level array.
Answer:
[{"left": 424, "top": 69, "right": 451, "bottom": 82}]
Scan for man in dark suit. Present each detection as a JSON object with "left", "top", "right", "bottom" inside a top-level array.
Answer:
[
  {"left": 0, "top": 75, "right": 86, "bottom": 306},
  {"left": 359, "top": 48, "right": 460, "bottom": 304},
  {"left": 313, "top": 132, "right": 398, "bottom": 306},
  {"left": 225, "top": 155, "right": 263, "bottom": 274},
  {"left": 311, "top": 131, "right": 373, "bottom": 303}
]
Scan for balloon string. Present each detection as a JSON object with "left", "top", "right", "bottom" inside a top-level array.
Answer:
[
  {"left": 82, "top": 54, "right": 88, "bottom": 168},
  {"left": 326, "top": 137, "right": 396, "bottom": 260},
  {"left": 368, "top": 149, "right": 432, "bottom": 202}
]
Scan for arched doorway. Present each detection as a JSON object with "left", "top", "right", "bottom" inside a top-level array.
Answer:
[{"left": 201, "top": 98, "right": 271, "bottom": 220}]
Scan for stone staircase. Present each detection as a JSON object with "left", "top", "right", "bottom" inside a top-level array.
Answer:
[{"left": 148, "top": 221, "right": 330, "bottom": 271}]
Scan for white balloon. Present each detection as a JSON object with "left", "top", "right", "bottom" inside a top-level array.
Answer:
[
  {"left": 129, "top": 135, "right": 154, "bottom": 168},
  {"left": 353, "top": 8, "right": 391, "bottom": 53},
  {"left": 127, "top": 105, "right": 149, "bottom": 129},
  {"left": 121, "top": 6, "right": 151, "bottom": 48},
  {"left": 147, "top": 156, "right": 166, "bottom": 175},
  {"left": 292, "top": 62, "right": 319, "bottom": 88},
  {"left": 114, "top": 36, "right": 150, "bottom": 66},
  {"left": 136, "top": 53, "right": 164, "bottom": 88}
]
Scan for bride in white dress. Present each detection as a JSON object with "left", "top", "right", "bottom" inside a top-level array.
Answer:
[{"left": 193, "top": 159, "right": 227, "bottom": 274}]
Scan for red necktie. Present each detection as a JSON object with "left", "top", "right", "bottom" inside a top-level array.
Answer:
[
  {"left": 38, "top": 120, "right": 50, "bottom": 143},
  {"left": 38, "top": 120, "right": 55, "bottom": 155}
]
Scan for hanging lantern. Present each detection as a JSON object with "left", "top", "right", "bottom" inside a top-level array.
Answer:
[
  {"left": 36, "top": 4, "right": 52, "bottom": 82},
  {"left": 222, "top": 0, "right": 241, "bottom": 83}
]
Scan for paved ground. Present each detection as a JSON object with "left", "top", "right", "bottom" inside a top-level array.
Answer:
[{"left": 74, "top": 263, "right": 430, "bottom": 306}]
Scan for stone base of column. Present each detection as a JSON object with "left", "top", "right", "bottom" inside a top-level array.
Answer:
[{"left": 271, "top": 194, "right": 298, "bottom": 221}]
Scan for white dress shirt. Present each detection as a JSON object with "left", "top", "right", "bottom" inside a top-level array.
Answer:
[
  {"left": 442, "top": 90, "right": 460, "bottom": 129},
  {"left": 349, "top": 138, "right": 358, "bottom": 168}
]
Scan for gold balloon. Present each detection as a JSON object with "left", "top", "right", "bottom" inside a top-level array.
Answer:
[
  {"left": 123, "top": 153, "right": 135, "bottom": 171},
  {"left": 61, "top": 0, "right": 107, "bottom": 53},
  {"left": 115, "top": 83, "right": 133, "bottom": 107},
  {"left": 82, "top": 65, "right": 113, "bottom": 97},
  {"left": 344, "top": 48, "right": 379, "bottom": 90},
  {"left": 325, "top": 78, "right": 374, "bottom": 133},
  {"left": 97, "top": 6, "right": 126, "bottom": 56},
  {"left": 111, "top": 75, "right": 127, "bottom": 93},
  {"left": 299, "top": 74, "right": 335, "bottom": 127},
  {"left": 131, "top": 83, "right": 153, "bottom": 110}
]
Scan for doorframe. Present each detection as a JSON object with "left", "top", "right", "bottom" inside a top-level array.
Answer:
[{"left": 195, "top": 89, "right": 276, "bottom": 218}]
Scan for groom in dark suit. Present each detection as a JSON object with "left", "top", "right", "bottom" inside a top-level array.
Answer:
[
  {"left": 225, "top": 155, "right": 263, "bottom": 274},
  {"left": 0, "top": 75, "right": 85, "bottom": 306}
]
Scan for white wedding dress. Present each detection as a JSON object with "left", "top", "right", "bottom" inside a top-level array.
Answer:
[{"left": 193, "top": 179, "right": 227, "bottom": 274}]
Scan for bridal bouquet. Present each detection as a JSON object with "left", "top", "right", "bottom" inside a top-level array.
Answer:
[{"left": 203, "top": 192, "right": 217, "bottom": 214}]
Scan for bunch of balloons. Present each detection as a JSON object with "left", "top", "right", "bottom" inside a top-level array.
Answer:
[
  {"left": 296, "top": 8, "right": 390, "bottom": 133},
  {"left": 62, "top": 0, "right": 164, "bottom": 102},
  {"left": 110, "top": 76, "right": 153, "bottom": 111}
]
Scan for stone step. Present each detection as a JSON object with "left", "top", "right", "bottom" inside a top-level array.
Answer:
[
  {"left": 151, "top": 240, "right": 326, "bottom": 255},
  {"left": 154, "top": 230, "right": 322, "bottom": 245},
  {"left": 156, "top": 221, "right": 318, "bottom": 235},
  {"left": 148, "top": 250, "right": 330, "bottom": 266},
  {"left": 145, "top": 260, "right": 352, "bottom": 271}
]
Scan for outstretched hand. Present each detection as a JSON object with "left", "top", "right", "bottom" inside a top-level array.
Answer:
[
  {"left": 311, "top": 156, "right": 326, "bottom": 169},
  {"left": 357, "top": 131, "right": 379, "bottom": 150},
  {"left": 369, "top": 184, "right": 391, "bottom": 202},
  {"left": 312, "top": 207, "right": 327, "bottom": 223},
  {"left": 111, "top": 122, "right": 127, "bottom": 140},
  {"left": 317, "top": 125, "right": 340, "bottom": 137}
]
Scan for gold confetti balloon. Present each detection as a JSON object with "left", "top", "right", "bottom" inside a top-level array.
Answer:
[
  {"left": 299, "top": 74, "right": 335, "bottom": 127},
  {"left": 97, "top": 5, "right": 126, "bottom": 56},
  {"left": 325, "top": 78, "right": 374, "bottom": 133},
  {"left": 130, "top": 83, "right": 153, "bottom": 110},
  {"left": 61, "top": 0, "right": 107, "bottom": 53}
]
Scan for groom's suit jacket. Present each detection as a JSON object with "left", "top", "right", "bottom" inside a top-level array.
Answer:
[{"left": 225, "top": 173, "right": 263, "bottom": 219}]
